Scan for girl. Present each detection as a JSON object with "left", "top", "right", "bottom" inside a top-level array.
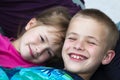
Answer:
[{"left": 0, "top": 6, "right": 71, "bottom": 68}]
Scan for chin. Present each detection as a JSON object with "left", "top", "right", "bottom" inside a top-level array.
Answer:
[{"left": 65, "top": 66, "right": 79, "bottom": 73}]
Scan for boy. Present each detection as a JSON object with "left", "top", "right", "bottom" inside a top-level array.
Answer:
[{"left": 62, "top": 8, "right": 119, "bottom": 80}]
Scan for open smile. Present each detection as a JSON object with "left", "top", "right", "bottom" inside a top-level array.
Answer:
[{"left": 69, "top": 53, "right": 88, "bottom": 62}]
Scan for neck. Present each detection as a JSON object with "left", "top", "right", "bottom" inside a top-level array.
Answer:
[{"left": 78, "top": 72, "right": 94, "bottom": 80}]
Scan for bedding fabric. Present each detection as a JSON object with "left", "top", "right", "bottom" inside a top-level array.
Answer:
[
  {"left": 0, "top": 66, "right": 84, "bottom": 80},
  {"left": 0, "top": 0, "right": 85, "bottom": 38}
]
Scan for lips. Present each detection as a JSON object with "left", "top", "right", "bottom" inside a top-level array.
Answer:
[
  {"left": 28, "top": 45, "right": 34, "bottom": 58},
  {"left": 69, "top": 53, "right": 88, "bottom": 61}
]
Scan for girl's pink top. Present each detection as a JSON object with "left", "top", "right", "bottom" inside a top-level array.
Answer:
[{"left": 0, "top": 34, "right": 44, "bottom": 68}]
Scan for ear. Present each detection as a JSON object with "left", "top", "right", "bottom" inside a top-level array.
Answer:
[
  {"left": 25, "top": 18, "right": 37, "bottom": 30},
  {"left": 102, "top": 50, "right": 115, "bottom": 65}
]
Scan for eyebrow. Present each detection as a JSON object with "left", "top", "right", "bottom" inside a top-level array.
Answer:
[
  {"left": 67, "top": 32, "right": 100, "bottom": 43},
  {"left": 66, "top": 32, "right": 78, "bottom": 36},
  {"left": 48, "top": 49, "right": 54, "bottom": 56}
]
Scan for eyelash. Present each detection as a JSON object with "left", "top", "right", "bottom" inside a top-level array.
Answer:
[
  {"left": 67, "top": 36, "right": 76, "bottom": 39},
  {"left": 47, "top": 50, "right": 52, "bottom": 56},
  {"left": 87, "top": 41, "right": 96, "bottom": 45},
  {"left": 40, "top": 36, "right": 44, "bottom": 42}
]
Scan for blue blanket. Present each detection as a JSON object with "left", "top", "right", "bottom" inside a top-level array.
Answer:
[{"left": 0, "top": 66, "right": 83, "bottom": 80}]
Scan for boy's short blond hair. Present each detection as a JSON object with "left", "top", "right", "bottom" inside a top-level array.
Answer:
[{"left": 72, "top": 9, "right": 119, "bottom": 50}]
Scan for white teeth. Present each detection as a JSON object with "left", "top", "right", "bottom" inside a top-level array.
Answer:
[
  {"left": 77, "top": 56, "right": 80, "bottom": 59},
  {"left": 71, "top": 54, "right": 84, "bottom": 60},
  {"left": 71, "top": 55, "right": 80, "bottom": 59}
]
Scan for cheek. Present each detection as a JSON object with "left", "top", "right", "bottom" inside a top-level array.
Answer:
[
  {"left": 62, "top": 41, "right": 71, "bottom": 56},
  {"left": 63, "top": 40, "right": 72, "bottom": 50},
  {"left": 24, "top": 32, "right": 40, "bottom": 44},
  {"left": 87, "top": 46, "right": 96, "bottom": 53},
  {"left": 88, "top": 46, "right": 105, "bottom": 60}
]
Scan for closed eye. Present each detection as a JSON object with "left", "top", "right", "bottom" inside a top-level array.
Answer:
[
  {"left": 40, "top": 35, "right": 45, "bottom": 42},
  {"left": 87, "top": 41, "right": 96, "bottom": 45},
  {"left": 67, "top": 37, "right": 76, "bottom": 42},
  {"left": 47, "top": 50, "right": 54, "bottom": 56}
]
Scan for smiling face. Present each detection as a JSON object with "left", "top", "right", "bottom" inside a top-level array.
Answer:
[
  {"left": 62, "top": 17, "right": 113, "bottom": 76},
  {"left": 15, "top": 25, "right": 60, "bottom": 64}
]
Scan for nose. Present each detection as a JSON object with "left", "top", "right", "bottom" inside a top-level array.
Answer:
[
  {"left": 36, "top": 44, "right": 49, "bottom": 53},
  {"left": 73, "top": 40, "right": 85, "bottom": 51}
]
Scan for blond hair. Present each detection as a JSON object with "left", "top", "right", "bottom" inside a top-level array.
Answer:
[
  {"left": 34, "top": 6, "right": 71, "bottom": 56},
  {"left": 72, "top": 9, "right": 119, "bottom": 50}
]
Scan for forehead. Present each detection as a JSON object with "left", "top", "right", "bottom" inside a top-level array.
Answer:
[
  {"left": 31, "top": 25, "right": 62, "bottom": 43},
  {"left": 67, "top": 17, "right": 108, "bottom": 41}
]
